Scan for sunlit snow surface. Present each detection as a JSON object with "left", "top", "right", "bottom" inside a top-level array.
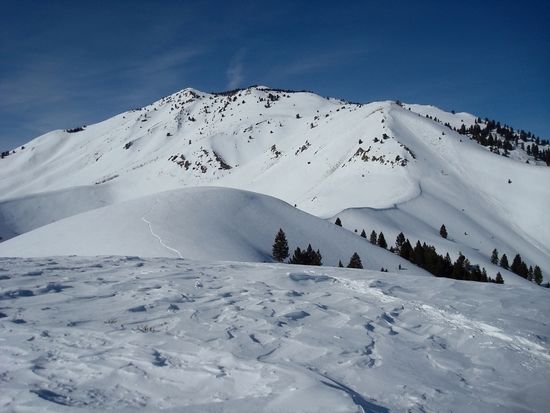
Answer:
[{"left": 1, "top": 256, "right": 548, "bottom": 412}]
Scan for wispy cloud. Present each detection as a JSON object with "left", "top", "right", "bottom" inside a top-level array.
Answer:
[
  {"left": 226, "top": 50, "right": 246, "bottom": 89},
  {"left": 273, "top": 48, "right": 370, "bottom": 78},
  {"left": 0, "top": 45, "right": 204, "bottom": 148}
]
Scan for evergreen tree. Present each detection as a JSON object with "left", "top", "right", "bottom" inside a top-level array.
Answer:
[
  {"left": 490, "top": 248, "right": 499, "bottom": 265},
  {"left": 338, "top": 260, "right": 344, "bottom": 268},
  {"left": 481, "top": 268, "right": 488, "bottom": 282},
  {"left": 500, "top": 254, "right": 509, "bottom": 269},
  {"left": 452, "top": 254, "right": 467, "bottom": 280},
  {"left": 288, "top": 244, "right": 322, "bottom": 266},
  {"left": 360, "top": 229, "right": 367, "bottom": 238},
  {"left": 304, "top": 244, "right": 321, "bottom": 266},
  {"left": 272, "top": 229, "right": 289, "bottom": 262},
  {"left": 413, "top": 241, "right": 425, "bottom": 267},
  {"left": 377, "top": 232, "right": 388, "bottom": 249},
  {"left": 442, "top": 253, "right": 453, "bottom": 277},
  {"left": 495, "top": 272, "right": 504, "bottom": 284},
  {"left": 439, "top": 224, "right": 448, "bottom": 239},
  {"left": 519, "top": 262, "right": 529, "bottom": 278},
  {"left": 289, "top": 247, "right": 303, "bottom": 264},
  {"left": 369, "top": 230, "right": 377, "bottom": 244},
  {"left": 304, "top": 244, "right": 322, "bottom": 266},
  {"left": 335, "top": 217, "right": 342, "bottom": 227},
  {"left": 511, "top": 254, "right": 523, "bottom": 275},
  {"left": 395, "top": 232, "right": 406, "bottom": 253},
  {"left": 527, "top": 266, "right": 534, "bottom": 282},
  {"left": 347, "top": 252, "right": 363, "bottom": 269},
  {"left": 400, "top": 239, "right": 413, "bottom": 260},
  {"left": 534, "top": 266, "right": 543, "bottom": 285}
]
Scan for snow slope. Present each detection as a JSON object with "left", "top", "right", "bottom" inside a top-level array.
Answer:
[
  {"left": 1, "top": 256, "right": 549, "bottom": 412},
  {"left": 0, "top": 187, "right": 428, "bottom": 275},
  {"left": 333, "top": 107, "right": 550, "bottom": 283},
  {"left": 0, "top": 86, "right": 548, "bottom": 280}
]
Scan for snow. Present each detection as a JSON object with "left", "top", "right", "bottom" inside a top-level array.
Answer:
[
  {"left": 1, "top": 256, "right": 548, "bottom": 412},
  {"left": 0, "top": 187, "right": 428, "bottom": 275},
  {"left": 1, "top": 85, "right": 549, "bottom": 411},
  {"left": 0, "top": 86, "right": 547, "bottom": 282}
]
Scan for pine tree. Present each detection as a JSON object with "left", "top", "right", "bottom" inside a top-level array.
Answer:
[
  {"left": 490, "top": 248, "right": 499, "bottom": 265},
  {"left": 481, "top": 268, "right": 488, "bottom": 282},
  {"left": 519, "top": 262, "right": 529, "bottom": 278},
  {"left": 442, "top": 253, "right": 453, "bottom": 277},
  {"left": 347, "top": 252, "right": 363, "bottom": 269},
  {"left": 400, "top": 239, "right": 413, "bottom": 260},
  {"left": 288, "top": 244, "right": 322, "bottom": 266},
  {"left": 395, "top": 232, "right": 406, "bottom": 253},
  {"left": 360, "top": 229, "right": 367, "bottom": 238},
  {"left": 500, "top": 254, "right": 509, "bottom": 269},
  {"left": 495, "top": 272, "right": 504, "bottom": 284},
  {"left": 377, "top": 232, "right": 387, "bottom": 249},
  {"left": 272, "top": 229, "right": 289, "bottom": 262},
  {"left": 335, "top": 217, "right": 342, "bottom": 227},
  {"left": 511, "top": 254, "right": 523, "bottom": 275},
  {"left": 304, "top": 244, "right": 322, "bottom": 266},
  {"left": 527, "top": 266, "right": 534, "bottom": 281},
  {"left": 534, "top": 266, "right": 543, "bottom": 285},
  {"left": 289, "top": 247, "right": 303, "bottom": 264},
  {"left": 439, "top": 224, "right": 448, "bottom": 239},
  {"left": 338, "top": 260, "right": 344, "bottom": 268},
  {"left": 452, "top": 254, "right": 466, "bottom": 280},
  {"left": 369, "top": 230, "right": 377, "bottom": 244},
  {"left": 413, "top": 241, "right": 425, "bottom": 267}
]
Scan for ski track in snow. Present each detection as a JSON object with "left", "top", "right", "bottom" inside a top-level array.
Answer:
[
  {"left": 141, "top": 199, "right": 184, "bottom": 259},
  {"left": 1, "top": 256, "right": 549, "bottom": 412}
]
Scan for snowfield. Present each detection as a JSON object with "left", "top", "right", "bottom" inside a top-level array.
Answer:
[
  {"left": 0, "top": 186, "right": 428, "bottom": 275},
  {"left": 1, "top": 256, "right": 548, "bottom": 412}
]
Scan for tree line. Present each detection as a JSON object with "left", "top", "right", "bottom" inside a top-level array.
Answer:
[
  {"left": 491, "top": 249, "right": 543, "bottom": 285},
  {"left": 272, "top": 220, "right": 546, "bottom": 287}
]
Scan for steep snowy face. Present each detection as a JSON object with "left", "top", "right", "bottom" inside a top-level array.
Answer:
[
  {"left": 1, "top": 86, "right": 546, "bottom": 216},
  {"left": 0, "top": 87, "right": 416, "bottom": 213}
]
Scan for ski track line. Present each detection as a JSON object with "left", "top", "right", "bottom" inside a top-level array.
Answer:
[{"left": 141, "top": 200, "right": 184, "bottom": 259}]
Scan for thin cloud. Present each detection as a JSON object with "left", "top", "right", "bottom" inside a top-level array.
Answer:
[
  {"left": 226, "top": 50, "right": 245, "bottom": 89},
  {"left": 275, "top": 49, "right": 369, "bottom": 78},
  {"left": 0, "top": 46, "right": 203, "bottom": 148}
]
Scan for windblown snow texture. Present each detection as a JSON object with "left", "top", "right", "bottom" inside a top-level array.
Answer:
[{"left": 1, "top": 256, "right": 548, "bottom": 412}]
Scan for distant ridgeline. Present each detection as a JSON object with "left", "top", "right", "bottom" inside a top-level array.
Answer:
[
  {"left": 1, "top": 125, "right": 86, "bottom": 159},
  {"left": 426, "top": 112, "right": 550, "bottom": 166}
]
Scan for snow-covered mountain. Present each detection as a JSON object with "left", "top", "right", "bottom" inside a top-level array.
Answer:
[
  {"left": 1, "top": 86, "right": 550, "bottom": 412},
  {"left": 0, "top": 86, "right": 548, "bottom": 283}
]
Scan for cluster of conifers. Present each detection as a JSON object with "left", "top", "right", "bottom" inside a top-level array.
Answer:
[
  {"left": 270, "top": 217, "right": 549, "bottom": 286},
  {"left": 271, "top": 229, "right": 364, "bottom": 269}
]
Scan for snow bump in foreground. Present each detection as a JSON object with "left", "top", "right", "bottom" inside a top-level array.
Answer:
[{"left": 0, "top": 256, "right": 548, "bottom": 412}]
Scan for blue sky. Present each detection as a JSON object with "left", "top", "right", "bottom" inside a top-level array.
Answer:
[{"left": 1, "top": 0, "right": 549, "bottom": 148}]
